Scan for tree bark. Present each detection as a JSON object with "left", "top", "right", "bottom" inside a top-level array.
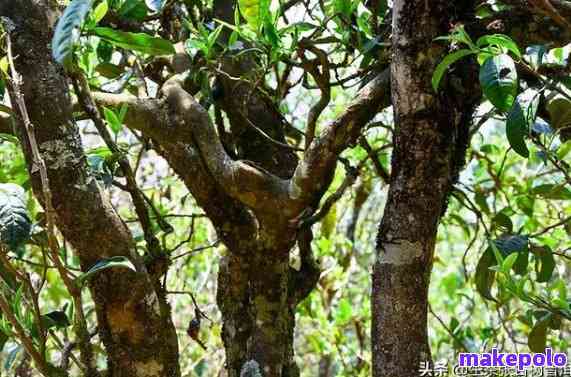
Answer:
[
  {"left": 0, "top": 1, "right": 180, "bottom": 376},
  {"left": 371, "top": 1, "right": 480, "bottom": 376}
]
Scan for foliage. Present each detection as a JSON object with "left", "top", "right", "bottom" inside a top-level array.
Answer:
[{"left": 0, "top": 0, "right": 569, "bottom": 375}]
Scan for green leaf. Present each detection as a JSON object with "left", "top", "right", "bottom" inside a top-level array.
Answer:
[
  {"left": 91, "top": 27, "right": 175, "bottom": 55},
  {"left": 117, "top": 0, "right": 148, "bottom": 21},
  {"left": 335, "top": 298, "right": 353, "bottom": 324},
  {"left": 475, "top": 247, "right": 497, "bottom": 301},
  {"left": 531, "top": 246, "right": 555, "bottom": 283},
  {"left": 103, "top": 107, "right": 122, "bottom": 134},
  {"left": 0, "top": 184, "right": 31, "bottom": 252},
  {"left": 501, "top": 252, "right": 519, "bottom": 273},
  {"left": 530, "top": 184, "right": 571, "bottom": 200},
  {"left": 546, "top": 96, "right": 571, "bottom": 131},
  {"left": 75, "top": 256, "right": 137, "bottom": 287},
  {"left": 543, "top": 43, "right": 571, "bottom": 67},
  {"left": 0, "top": 133, "right": 19, "bottom": 145},
  {"left": 52, "top": 0, "right": 93, "bottom": 68},
  {"left": 436, "top": 25, "right": 477, "bottom": 50},
  {"left": 479, "top": 54, "right": 518, "bottom": 112},
  {"left": 91, "top": 0, "right": 109, "bottom": 26},
  {"left": 477, "top": 34, "right": 521, "bottom": 58},
  {"left": 528, "top": 314, "right": 550, "bottom": 352},
  {"left": 239, "top": 0, "right": 270, "bottom": 31},
  {"left": 41, "top": 310, "right": 71, "bottom": 330},
  {"left": 432, "top": 49, "right": 474, "bottom": 92},
  {"left": 492, "top": 212, "right": 513, "bottom": 233},
  {"left": 505, "top": 88, "right": 540, "bottom": 158}
]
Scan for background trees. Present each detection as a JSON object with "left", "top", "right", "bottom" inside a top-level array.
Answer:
[{"left": 0, "top": 0, "right": 568, "bottom": 376}]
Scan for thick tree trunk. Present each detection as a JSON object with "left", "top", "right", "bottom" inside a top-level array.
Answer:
[
  {"left": 371, "top": 1, "right": 479, "bottom": 376},
  {"left": 216, "top": 223, "right": 315, "bottom": 377},
  {"left": 1, "top": 1, "right": 180, "bottom": 376}
]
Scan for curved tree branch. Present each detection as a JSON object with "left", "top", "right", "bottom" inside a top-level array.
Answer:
[{"left": 289, "top": 69, "right": 391, "bottom": 209}]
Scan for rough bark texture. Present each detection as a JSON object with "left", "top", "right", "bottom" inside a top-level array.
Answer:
[
  {"left": 371, "top": 1, "right": 480, "bottom": 376},
  {"left": 1, "top": 0, "right": 391, "bottom": 374},
  {"left": 0, "top": 1, "right": 180, "bottom": 376},
  {"left": 88, "top": 52, "right": 390, "bottom": 377}
]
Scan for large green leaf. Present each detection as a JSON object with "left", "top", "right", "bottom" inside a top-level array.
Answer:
[
  {"left": 238, "top": 0, "right": 270, "bottom": 31},
  {"left": 505, "top": 89, "right": 540, "bottom": 158},
  {"left": 432, "top": 49, "right": 474, "bottom": 92},
  {"left": 91, "top": 27, "right": 175, "bottom": 55},
  {"left": 475, "top": 247, "right": 497, "bottom": 301},
  {"left": 0, "top": 184, "right": 31, "bottom": 253},
  {"left": 479, "top": 54, "right": 518, "bottom": 112},
  {"left": 75, "top": 256, "right": 137, "bottom": 287},
  {"left": 52, "top": 0, "right": 93, "bottom": 68}
]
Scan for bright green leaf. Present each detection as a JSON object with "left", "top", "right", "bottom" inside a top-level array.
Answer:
[
  {"left": 92, "top": 27, "right": 175, "bottom": 55},
  {"left": 432, "top": 49, "right": 474, "bottom": 92}
]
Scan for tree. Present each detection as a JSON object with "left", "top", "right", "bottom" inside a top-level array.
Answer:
[
  {"left": 0, "top": 0, "right": 569, "bottom": 376},
  {"left": 1, "top": 0, "right": 388, "bottom": 375}
]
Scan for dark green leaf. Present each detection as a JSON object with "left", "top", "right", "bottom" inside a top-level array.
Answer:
[
  {"left": 52, "top": 0, "right": 93, "bottom": 68},
  {"left": 531, "top": 184, "right": 571, "bottom": 200},
  {"left": 118, "top": 0, "right": 148, "bottom": 21},
  {"left": 531, "top": 246, "right": 555, "bottom": 283},
  {"left": 75, "top": 256, "right": 137, "bottom": 287},
  {"left": 0, "top": 184, "right": 31, "bottom": 252},
  {"left": 92, "top": 27, "right": 175, "bottom": 55},
  {"left": 479, "top": 54, "right": 518, "bottom": 112},
  {"left": 41, "top": 310, "right": 71, "bottom": 329},
  {"left": 475, "top": 247, "right": 497, "bottom": 301},
  {"left": 432, "top": 49, "right": 474, "bottom": 92},
  {"left": 492, "top": 213, "right": 513, "bottom": 233},
  {"left": 528, "top": 314, "right": 550, "bottom": 352},
  {"left": 505, "top": 89, "right": 540, "bottom": 158},
  {"left": 546, "top": 96, "right": 571, "bottom": 131}
]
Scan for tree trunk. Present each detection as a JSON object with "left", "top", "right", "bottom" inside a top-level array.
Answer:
[
  {"left": 1, "top": 1, "right": 180, "bottom": 376},
  {"left": 216, "top": 221, "right": 317, "bottom": 377},
  {"left": 371, "top": 1, "right": 479, "bottom": 376}
]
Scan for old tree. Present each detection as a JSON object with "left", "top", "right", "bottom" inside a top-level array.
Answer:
[{"left": 0, "top": 0, "right": 569, "bottom": 376}]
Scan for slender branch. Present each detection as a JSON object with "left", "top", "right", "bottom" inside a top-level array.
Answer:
[
  {"left": 0, "top": 292, "right": 52, "bottom": 376},
  {"left": 71, "top": 73, "right": 162, "bottom": 257}
]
